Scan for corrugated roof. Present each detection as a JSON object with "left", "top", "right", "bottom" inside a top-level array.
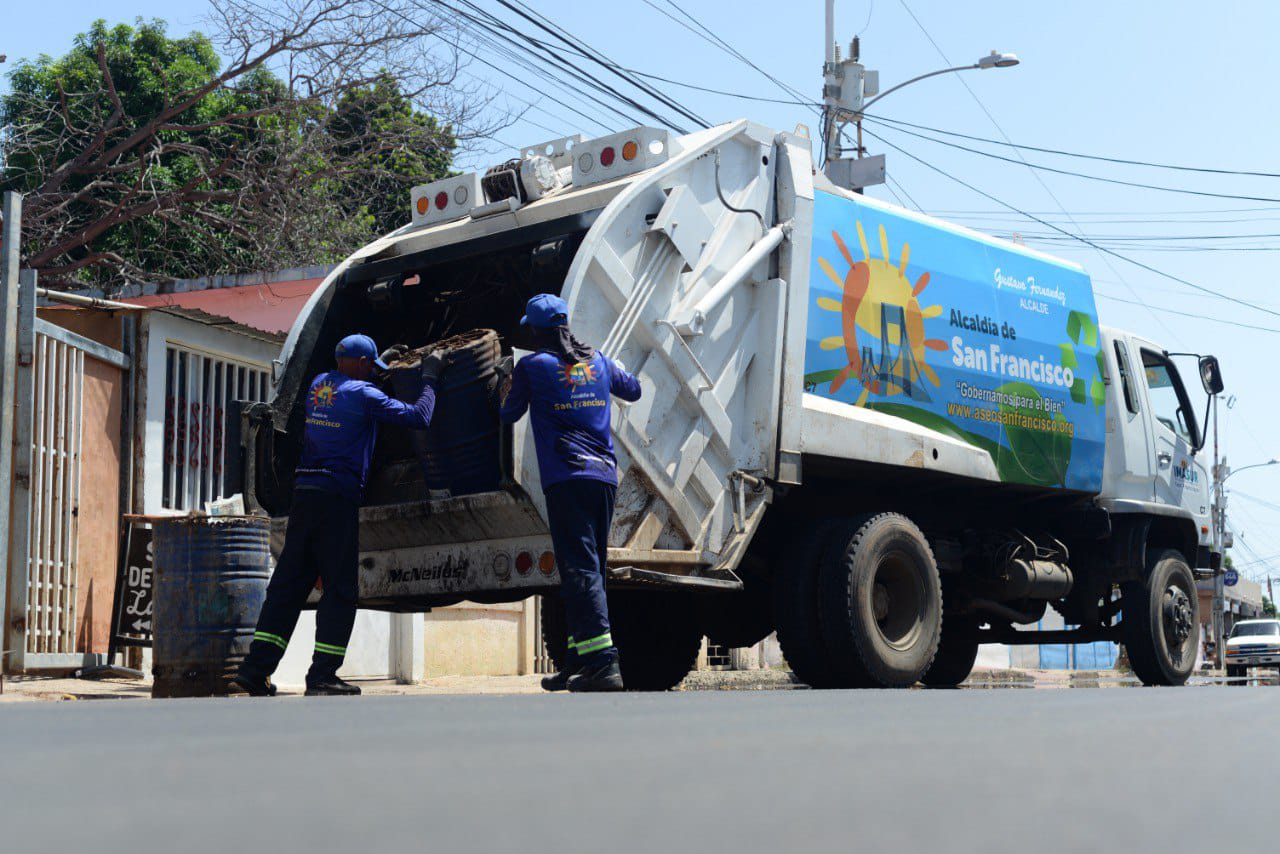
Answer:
[
  {"left": 120, "top": 277, "right": 323, "bottom": 334},
  {"left": 154, "top": 306, "right": 287, "bottom": 345}
]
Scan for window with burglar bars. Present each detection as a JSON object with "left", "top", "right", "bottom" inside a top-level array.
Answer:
[{"left": 162, "top": 344, "right": 271, "bottom": 511}]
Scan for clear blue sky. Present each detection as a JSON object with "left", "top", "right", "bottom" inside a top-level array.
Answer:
[{"left": 7, "top": 1, "right": 1280, "bottom": 582}]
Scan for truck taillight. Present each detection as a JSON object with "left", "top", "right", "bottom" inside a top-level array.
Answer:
[
  {"left": 571, "top": 127, "right": 672, "bottom": 189},
  {"left": 409, "top": 173, "right": 482, "bottom": 226},
  {"left": 538, "top": 551, "right": 556, "bottom": 575},
  {"left": 515, "top": 551, "right": 533, "bottom": 575}
]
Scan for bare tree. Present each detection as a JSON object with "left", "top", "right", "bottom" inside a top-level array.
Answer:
[{"left": 0, "top": 0, "right": 509, "bottom": 290}]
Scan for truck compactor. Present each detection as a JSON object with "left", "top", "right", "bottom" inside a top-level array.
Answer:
[{"left": 246, "top": 120, "right": 1224, "bottom": 690}]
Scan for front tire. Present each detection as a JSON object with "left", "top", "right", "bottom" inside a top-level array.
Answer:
[
  {"left": 817, "top": 513, "right": 942, "bottom": 688},
  {"left": 1226, "top": 664, "right": 1247, "bottom": 685},
  {"left": 1121, "top": 549, "right": 1199, "bottom": 686}
]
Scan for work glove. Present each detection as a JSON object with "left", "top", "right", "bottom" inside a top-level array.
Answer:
[
  {"left": 379, "top": 343, "right": 409, "bottom": 365},
  {"left": 419, "top": 349, "right": 448, "bottom": 385}
]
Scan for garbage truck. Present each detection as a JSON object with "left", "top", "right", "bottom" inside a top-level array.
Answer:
[{"left": 244, "top": 119, "right": 1224, "bottom": 690}]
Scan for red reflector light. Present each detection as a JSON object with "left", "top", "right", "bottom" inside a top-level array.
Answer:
[
  {"left": 538, "top": 551, "right": 556, "bottom": 575},
  {"left": 515, "top": 552, "right": 533, "bottom": 575},
  {"left": 600, "top": 146, "right": 616, "bottom": 167},
  {"left": 435, "top": 191, "right": 449, "bottom": 210}
]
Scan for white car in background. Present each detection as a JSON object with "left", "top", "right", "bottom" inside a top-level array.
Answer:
[{"left": 1224, "top": 619, "right": 1280, "bottom": 681}]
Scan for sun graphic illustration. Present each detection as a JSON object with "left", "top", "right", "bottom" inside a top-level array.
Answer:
[
  {"left": 560, "top": 361, "right": 598, "bottom": 389},
  {"left": 309, "top": 380, "right": 337, "bottom": 409},
  {"left": 816, "top": 221, "right": 947, "bottom": 406}
]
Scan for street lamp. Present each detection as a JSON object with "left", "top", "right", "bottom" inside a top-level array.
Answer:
[
  {"left": 858, "top": 51, "right": 1020, "bottom": 115},
  {"left": 1222, "top": 458, "right": 1279, "bottom": 483},
  {"left": 819, "top": 18, "right": 1020, "bottom": 185}
]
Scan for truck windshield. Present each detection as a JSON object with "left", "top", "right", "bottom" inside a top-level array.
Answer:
[
  {"left": 1142, "top": 350, "right": 1199, "bottom": 446},
  {"left": 1230, "top": 622, "right": 1280, "bottom": 638}
]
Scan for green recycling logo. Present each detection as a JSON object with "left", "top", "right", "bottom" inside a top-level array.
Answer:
[{"left": 1060, "top": 310, "right": 1105, "bottom": 410}]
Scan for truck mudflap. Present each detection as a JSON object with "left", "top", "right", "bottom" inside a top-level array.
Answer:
[{"left": 271, "top": 490, "right": 558, "bottom": 611}]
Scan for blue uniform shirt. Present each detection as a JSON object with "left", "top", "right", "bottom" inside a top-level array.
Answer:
[
  {"left": 294, "top": 370, "right": 436, "bottom": 502},
  {"left": 499, "top": 350, "right": 642, "bottom": 490}
]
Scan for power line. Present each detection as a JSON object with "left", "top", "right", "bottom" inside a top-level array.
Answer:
[
  {"left": 623, "top": 69, "right": 815, "bottom": 106},
  {"left": 429, "top": 0, "right": 689, "bottom": 132},
  {"left": 864, "top": 117, "right": 1280, "bottom": 204},
  {"left": 1093, "top": 292, "right": 1280, "bottom": 334},
  {"left": 393, "top": 3, "right": 620, "bottom": 133},
  {"left": 641, "top": 0, "right": 816, "bottom": 110},
  {"left": 861, "top": 126, "right": 1280, "bottom": 321},
  {"left": 863, "top": 112, "right": 1280, "bottom": 179},
  {"left": 491, "top": 0, "right": 710, "bottom": 130},
  {"left": 885, "top": 174, "right": 923, "bottom": 212},
  {"left": 894, "top": 0, "right": 1177, "bottom": 346}
]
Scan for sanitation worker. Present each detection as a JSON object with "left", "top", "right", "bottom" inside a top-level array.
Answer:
[
  {"left": 500, "top": 294, "right": 642, "bottom": 692},
  {"left": 234, "top": 334, "right": 443, "bottom": 697}
]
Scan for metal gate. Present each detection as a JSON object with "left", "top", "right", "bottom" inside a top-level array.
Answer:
[
  {"left": 161, "top": 344, "right": 270, "bottom": 511},
  {"left": 5, "top": 271, "right": 130, "bottom": 671}
]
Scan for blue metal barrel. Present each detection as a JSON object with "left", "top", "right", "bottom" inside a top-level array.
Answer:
[{"left": 151, "top": 516, "right": 272, "bottom": 698}]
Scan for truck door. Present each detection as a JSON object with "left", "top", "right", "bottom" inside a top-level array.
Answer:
[
  {"left": 1106, "top": 336, "right": 1154, "bottom": 500},
  {"left": 1135, "top": 343, "right": 1203, "bottom": 508}
]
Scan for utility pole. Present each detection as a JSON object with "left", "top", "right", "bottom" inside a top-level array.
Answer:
[
  {"left": 1211, "top": 393, "right": 1225, "bottom": 668},
  {"left": 821, "top": 0, "right": 883, "bottom": 191}
]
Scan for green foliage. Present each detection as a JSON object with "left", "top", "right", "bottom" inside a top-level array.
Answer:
[{"left": 1, "top": 18, "right": 457, "bottom": 290}]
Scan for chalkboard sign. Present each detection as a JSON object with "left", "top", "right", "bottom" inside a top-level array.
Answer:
[{"left": 110, "top": 520, "right": 154, "bottom": 650}]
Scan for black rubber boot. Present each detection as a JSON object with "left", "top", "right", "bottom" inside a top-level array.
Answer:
[
  {"left": 231, "top": 671, "right": 278, "bottom": 697},
  {"left": 567, "top": 658, "right": 624, "bottom": 693},
  {"left": 305, "top": 675, "right": 362, "bottom": 696},
  {"left": 540, "top": 667, "right": 581, "bottom": 692}
]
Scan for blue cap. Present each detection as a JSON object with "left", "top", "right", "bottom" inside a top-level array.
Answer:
[
  {"left": 335, "top": 333, "right": 388, "bottom": 370},
  {"left": 520, "top": 294, "right": 569, "bottom": 328}
]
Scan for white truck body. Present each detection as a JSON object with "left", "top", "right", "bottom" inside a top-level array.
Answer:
[{"left": 254, "top": 119, "right": 1221, "bottom": 687}]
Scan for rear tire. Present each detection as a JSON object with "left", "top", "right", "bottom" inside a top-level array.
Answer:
[
  {"left": 1121, "top": 549, "right": 1199, "bottom": 686},
  {"left": 818, "top": 513, "right": 942, "bottom": 688},
  {"left": 610, "top": 592, "right": 702, "bottom": 691},
  {"left": 922, "top": 606, "right": 979, "bottom": 688},
  {"left": 773, "top": 520, "right": 842, "bottom": 688}
]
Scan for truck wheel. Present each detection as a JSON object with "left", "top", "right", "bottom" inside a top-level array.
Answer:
[
  {"left": 1121, "top": 549, "right": 1199, "bottom": 686},
  {"left": 1225, "top": 664, "right": 1246, "bottom": 685},
  {"left": 773, "top": 520, "right": 842, "bottom": 688},
  {"left": 921, "top": 609, "right": 979, "bottom": 688},
  {"left": 610, "top": 591, "right": 703, "bottom": 691},
  {"left": 817, "top": 513, "right": 942, "bottom": 688}
]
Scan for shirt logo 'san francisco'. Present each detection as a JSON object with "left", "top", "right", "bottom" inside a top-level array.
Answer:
[
  {"left": 309, "top": 380, "right": 338, "bottom": 410},
  {"left": 560, "top": 361, "right": 599, "bottom": 389}
]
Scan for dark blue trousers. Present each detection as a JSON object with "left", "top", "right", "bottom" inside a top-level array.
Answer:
[
  {"left": 242, "top": 488, "right": 360, "bottom": 683},
  {"left": 544, "top": 479, "right": 617, "bottom": 668}
]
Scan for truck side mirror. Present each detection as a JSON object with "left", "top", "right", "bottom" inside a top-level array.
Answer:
[{"left": 1199, "top": 356, "right": 1224, "bottom": 396}]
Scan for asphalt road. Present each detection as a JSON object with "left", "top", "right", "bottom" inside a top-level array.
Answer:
[{"left": 2, "top": 686, "right": 1270, "bottom": 853}]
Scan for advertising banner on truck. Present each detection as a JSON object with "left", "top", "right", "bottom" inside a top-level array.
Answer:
[{"left": 804, "top": 190, "right": 1105, "bottom": 492}]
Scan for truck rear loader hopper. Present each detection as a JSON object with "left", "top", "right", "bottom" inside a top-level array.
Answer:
[{"left": 245, "top": 120, "right": 1222, "bottom": 690}]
